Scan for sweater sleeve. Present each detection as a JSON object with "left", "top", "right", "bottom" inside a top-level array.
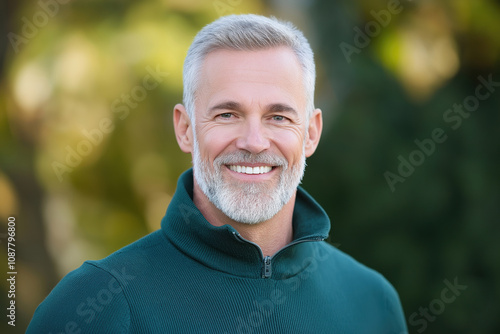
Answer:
[{"left": 27, "top": 262, "right": 131, "bottom": 333}]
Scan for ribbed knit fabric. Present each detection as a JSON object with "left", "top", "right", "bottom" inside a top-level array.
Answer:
[{"left": 28, "top": 169, "right": 408, "bottom": 333}]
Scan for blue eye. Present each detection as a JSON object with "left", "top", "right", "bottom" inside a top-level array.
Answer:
[
  {"left": 272, "top": 115, "right": 285, "bottom": 121},
  {"left": 219, "top": 113, "right": 232, "bottom": 118}
]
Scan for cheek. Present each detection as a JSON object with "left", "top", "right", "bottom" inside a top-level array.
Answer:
[
  {"left": 272, "top": 130, "right": 305, "bottom": 161},
  {"left": 198, "top": 127, "right": 236, "bottom": 160}
]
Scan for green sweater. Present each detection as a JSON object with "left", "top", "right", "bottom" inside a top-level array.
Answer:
[{"left": 28, "top": 169, "right": 407, "bottom": 333}]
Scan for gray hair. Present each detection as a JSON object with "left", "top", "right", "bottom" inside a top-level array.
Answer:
[{"left": 183, "top": 14, "right": 316, "bottom": 121}]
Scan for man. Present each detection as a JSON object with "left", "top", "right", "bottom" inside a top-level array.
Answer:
[{"left": 28, "top": 14, "right": 407, "bottom": 333}]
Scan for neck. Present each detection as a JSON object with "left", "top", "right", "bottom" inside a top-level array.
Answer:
[{"left": 193, "top": 180, "right": 295, "bottom": 257}]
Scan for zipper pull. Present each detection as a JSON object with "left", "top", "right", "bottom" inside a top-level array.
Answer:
[{"left": 262, "top": 256, "right": 272, "bottom": 278}]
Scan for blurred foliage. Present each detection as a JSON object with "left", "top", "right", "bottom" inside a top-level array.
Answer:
[
  {"left": 303, "top": 0, "right": 500, "bottom": 333},
  {"left": 0, "top": 0, "right": 499, "bottom": 333}
]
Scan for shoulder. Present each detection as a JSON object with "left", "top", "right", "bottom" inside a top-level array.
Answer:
[
  {"left": 27, "top": 230, "right": 167, "bottom": 333},
  {"left": 27, "top": 261, "right": 131, "bottom": 333},
  {"left": 319, "top": 241, "right": 392, "bottom": 287},
  {"left": 317, "top": 242, "right": 407, "bottom": 331},
  {"left": 90, "top": 229, "right": 168, "bottom": 273}
]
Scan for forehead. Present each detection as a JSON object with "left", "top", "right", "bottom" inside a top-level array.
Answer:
[{"left": 197, "top": 47, "right": 306, "bottom": 112}]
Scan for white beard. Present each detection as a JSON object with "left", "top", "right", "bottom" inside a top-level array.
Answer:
[{"left": 192, "top": 138, "right": 306, "bottom": 224}]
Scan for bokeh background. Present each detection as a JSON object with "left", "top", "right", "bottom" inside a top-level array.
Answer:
[{"left": 1, "top": 0, "right": 499, "bottom": 332}]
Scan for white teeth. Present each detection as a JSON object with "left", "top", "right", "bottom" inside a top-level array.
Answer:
[{"left": 228, "top": 165, "right": 272, "bottom": 175}]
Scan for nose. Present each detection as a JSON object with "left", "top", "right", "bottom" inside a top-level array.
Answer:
[{"left": 235, "top": 117, "right": 271, "bottom": 154}]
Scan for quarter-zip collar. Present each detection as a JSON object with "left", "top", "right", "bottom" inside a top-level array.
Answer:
[{"left": 161, "top": 169, "right": 330, "bottom": 279}]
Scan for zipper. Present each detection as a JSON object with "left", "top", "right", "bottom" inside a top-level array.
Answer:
[
  {"left": 232, "top": 232, "right": 325, "bottom": 279},
  {"left": 263, "top": 256, "right": 272, "bottom": 278}
]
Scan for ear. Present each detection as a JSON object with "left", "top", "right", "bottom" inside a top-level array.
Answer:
[
  {"left": 304, "top": 108, "right": 323, "bottom": 157},
  {"left": 173, "top": 103, "right": 193, "bottom": 153}
]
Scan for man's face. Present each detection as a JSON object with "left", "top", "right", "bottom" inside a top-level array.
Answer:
[{"left": 188, "top": 47, "right": 317, "bottom": 224}]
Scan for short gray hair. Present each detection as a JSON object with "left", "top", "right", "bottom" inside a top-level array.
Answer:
[{"left": 183, "top": 14, "right": 316, "bottom": 121}]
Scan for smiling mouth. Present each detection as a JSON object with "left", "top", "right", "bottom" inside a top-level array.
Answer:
[{"left": 227, "top": 165, "right": 273, "bottom": 175}]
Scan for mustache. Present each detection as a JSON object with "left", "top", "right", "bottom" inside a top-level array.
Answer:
[{"left": 213, "top": 151, "right": 288, "bottom": 168}]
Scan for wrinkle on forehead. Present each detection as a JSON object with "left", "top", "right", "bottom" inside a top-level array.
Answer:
[{"left": 196, "top": 47, "right": 307, "bottom": 118}]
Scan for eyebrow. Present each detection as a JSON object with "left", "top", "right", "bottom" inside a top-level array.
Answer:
[
  {"left": 209, "top": 101, "right": 242, "bottom": 113},
  {"left": 268, "top": 103, "right": 298, "bottom": 116},
  {"left": 208, "top": 101, "right": 298, "bottom": 116}
]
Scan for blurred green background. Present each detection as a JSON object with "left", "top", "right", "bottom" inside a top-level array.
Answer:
[{"left": 1, "top": 0, "right": 499, "bottom": 332}]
